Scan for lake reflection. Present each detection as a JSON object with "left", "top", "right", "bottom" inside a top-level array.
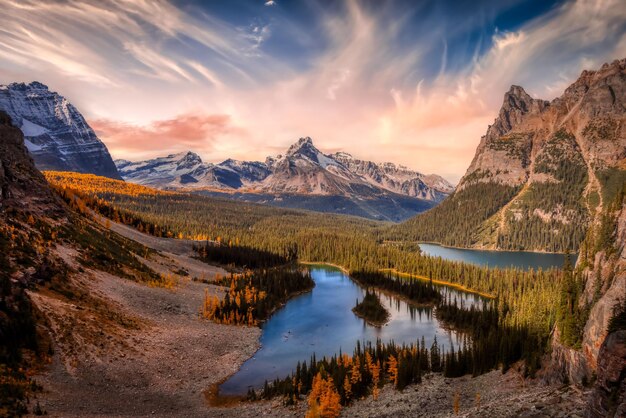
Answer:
[
  {"left": 219, "top": 265, "right": 480, "bottom": 395},
  {"left": 418, "top": 243, "right": 575, "bottom": 270}
]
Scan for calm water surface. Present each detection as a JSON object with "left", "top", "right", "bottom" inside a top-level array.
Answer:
[
  {"left": 220, "top": 266, "right": 483, "bottom": 395},
  {"left": 418, "top": 243, "right": 575, "bottom": 270}
]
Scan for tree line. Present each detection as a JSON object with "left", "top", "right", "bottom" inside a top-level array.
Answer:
[
  {"left": 194, "top": 241, "right": 297, "bottom": 270},
  {"left": 44, "top": 171, "right": 566, "bottom": 344},
  {"left": 350, "top": 270, "right": 441, "bottom": 305},
  {"left": 201, "top": 269, "right": 314, "bottom": 326}
]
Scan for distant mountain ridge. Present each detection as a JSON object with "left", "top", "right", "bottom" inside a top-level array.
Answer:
[
  {"left": 394, "top": 58, "right": 626, "bottom": 252},
  {"left": 115, "top": 137, "right": 453, "bottom": 201},
  {"left": 115, "top": 137, "right": 453, "bottom": 221},
  {"left": 0, "top": 82, "right": 121, "bottom": 179}
]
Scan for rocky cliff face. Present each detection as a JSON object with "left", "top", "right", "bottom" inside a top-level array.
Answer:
[
  {"left": 452, "top": 59, "right": 626, "bottom": 252},
  {"left": 585, "top": 330, "right": 626, "bottom": 417},
  {"left": 0, "top": 110, "right": 66, "bottom": 216},
  {"left": 580, "top": 203, "right": 626, "bottom": 372},
  {"left": 529, "top": 62, "right": 626, "bottom": 415},
  {"left": 0, "top": 82, "right": 121, "bottom": 179}
]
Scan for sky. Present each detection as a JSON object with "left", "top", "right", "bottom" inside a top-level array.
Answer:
[{"left": 0, "top": 0, "right": 625, "bottom": 183}]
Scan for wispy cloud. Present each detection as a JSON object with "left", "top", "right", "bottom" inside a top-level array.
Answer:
[
  {"left": 240, "top": 22, "right": 272, "bottom": 57},
  {"left": 0, "top": 0, "right": 624, "bottom": 181},
  {"left": 0, "top": 0, "right": 282, "bottom": 88}
]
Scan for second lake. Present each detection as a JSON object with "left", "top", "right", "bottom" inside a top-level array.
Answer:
[{"left": 417, "top": 243, "right": 575, "bottom": 270}]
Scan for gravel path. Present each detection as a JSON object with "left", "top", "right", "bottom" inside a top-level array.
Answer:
[{"left": 344, "top": 370, "right": 589, "bottom": 418}]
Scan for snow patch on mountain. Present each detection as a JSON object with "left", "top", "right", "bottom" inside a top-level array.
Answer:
[
  {"left": 21, "top": 118, "right": 48, "bottom": 137},
  {"left": 0, "top": 81, "right": 121, "bottom": 179},
  {"left": 116, "top": 137, "right": 453, "bottom": 203}
]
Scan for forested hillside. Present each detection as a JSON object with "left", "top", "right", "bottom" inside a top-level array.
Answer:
[
  {"left": 391, "top": 59, "right": 626, "bottom": 253},
  {"left": 0, "top": 112, "right": 165, "bottom": 415},
  {"left": 45, "top": 171, "right": 565, "bottom": 339}
]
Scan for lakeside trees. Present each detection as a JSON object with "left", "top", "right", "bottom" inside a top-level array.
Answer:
[
  {"left": 201, "top": 269, "right": 314, "bottom": 326},
  {"left": 195, "top": 242, "right": 297, "bottom": 270},
  {"left": 352, "top": 290, "right": 389, "bottom": 326},
  {"left": 44, "top": 171, "right": 565, "bottom": 337},
  {"left": 350, "top": 271, "right": 441, "bottom": 305}
]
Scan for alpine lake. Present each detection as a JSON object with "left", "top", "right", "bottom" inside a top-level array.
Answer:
[{"left": 220, "top": 247, "right": 569, "bottom": 395}]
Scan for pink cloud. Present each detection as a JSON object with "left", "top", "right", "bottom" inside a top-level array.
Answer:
[{"left": 90, "top": 113, "right": 237, "bottom": 155}]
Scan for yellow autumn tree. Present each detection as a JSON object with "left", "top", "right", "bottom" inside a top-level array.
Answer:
[
  {"left": 350, "top": 357, "right": 362, "bottom": 386},
  {"left": 453, "top": 392, "right": 460, "bottom": 415},
  {"left": 319, "top": 377, "right": 341, "bottom": 418},
  {"left": 307, "top": 372, "right": 341, "bottom": 418},
  {"left": 387, "top": 355, "right": 398, "bottom": 387},
  {"left": 305, "top": 400, "right": 321, "bottom": 418},
  {"left": 364, "top": 351, "right": 380, "bottom": 400},
  {"left": 343, "top": 375, "right": 352, "bottom": 401}
]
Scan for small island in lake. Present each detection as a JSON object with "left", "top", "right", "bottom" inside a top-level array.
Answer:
[{"left": 352, "top": 290, "right": 390, "bottom": 326}]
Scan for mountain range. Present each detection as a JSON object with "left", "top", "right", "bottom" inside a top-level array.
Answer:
[
  {"left": 0, "top": 81, "right": 452, "bottom": 222},
  {"left": 116, "top": 137, "right": 453, "bottom": 221},
  {"left": 0, "top": 82, "right": 121, "bottom": 179}
]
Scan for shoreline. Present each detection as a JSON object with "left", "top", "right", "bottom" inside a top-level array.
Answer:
[
  {"left": 351, "top": 306, "right": 390, "bottom": 327},
  {"left": 299, "top": 261, "right": 496, "bottom": 300},
  {"left": 299, "top": 261, "right": 350, "bottom": 274},
  {"left": 383, "top": 239, "right": 574, "bottom": 255},
  {"left": 415, "top": 240, "right": 573, "bottom": 256},
  {"left": 378, "top": 269, "right": 496, "bottom": 299}
]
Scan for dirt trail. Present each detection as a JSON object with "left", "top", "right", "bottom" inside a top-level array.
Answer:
[{"left": 108, "top": 221, "right": 226, "bottom": 281}]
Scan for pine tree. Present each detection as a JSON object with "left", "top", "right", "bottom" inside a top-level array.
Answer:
[{"left": 387, "top": 354, "right": 398, "bottom": 387}]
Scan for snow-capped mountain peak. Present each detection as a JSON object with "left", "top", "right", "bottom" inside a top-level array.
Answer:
[
  {"left": 0, "top": 81, "right": 120, "bottom": 179},
  {"left": 116, "top": 137, "right": 453, "bottom": 202},
  {"left": 286, "top": 137, "right": 315, "bottom": 156}
]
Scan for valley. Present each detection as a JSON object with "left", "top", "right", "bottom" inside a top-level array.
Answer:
[
  {"left": 114, "top": 137, "right": 452, "bottom": 221},
  {"left": 0, "top": 9, "right": 624, "bottom": 416}
]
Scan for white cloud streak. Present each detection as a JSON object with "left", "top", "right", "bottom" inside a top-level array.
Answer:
[{"left": 0, "top": 0, "right": 624, "bottom": 182}]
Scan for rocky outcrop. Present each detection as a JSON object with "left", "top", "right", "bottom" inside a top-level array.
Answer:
[
  {"left": 416, "top": 58, "right": 626, "bottom": 252},
  {"left": 490, "top": 85, "right": 550, "bottom": 137},
  {"left": 460, "top": 85, "right": 548, "bottom": 190},
  {"left": 0, "top": 110, "right": 66, "bottom": 215},
  {"left": 0, "top": 82, "right": 121, "bottom": 179},
  {"left": 544, "top": 326, "right": 594, "bottom": 386},
  {"left": 585, "top": 330, "right": 626, "bottom": 417}
]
